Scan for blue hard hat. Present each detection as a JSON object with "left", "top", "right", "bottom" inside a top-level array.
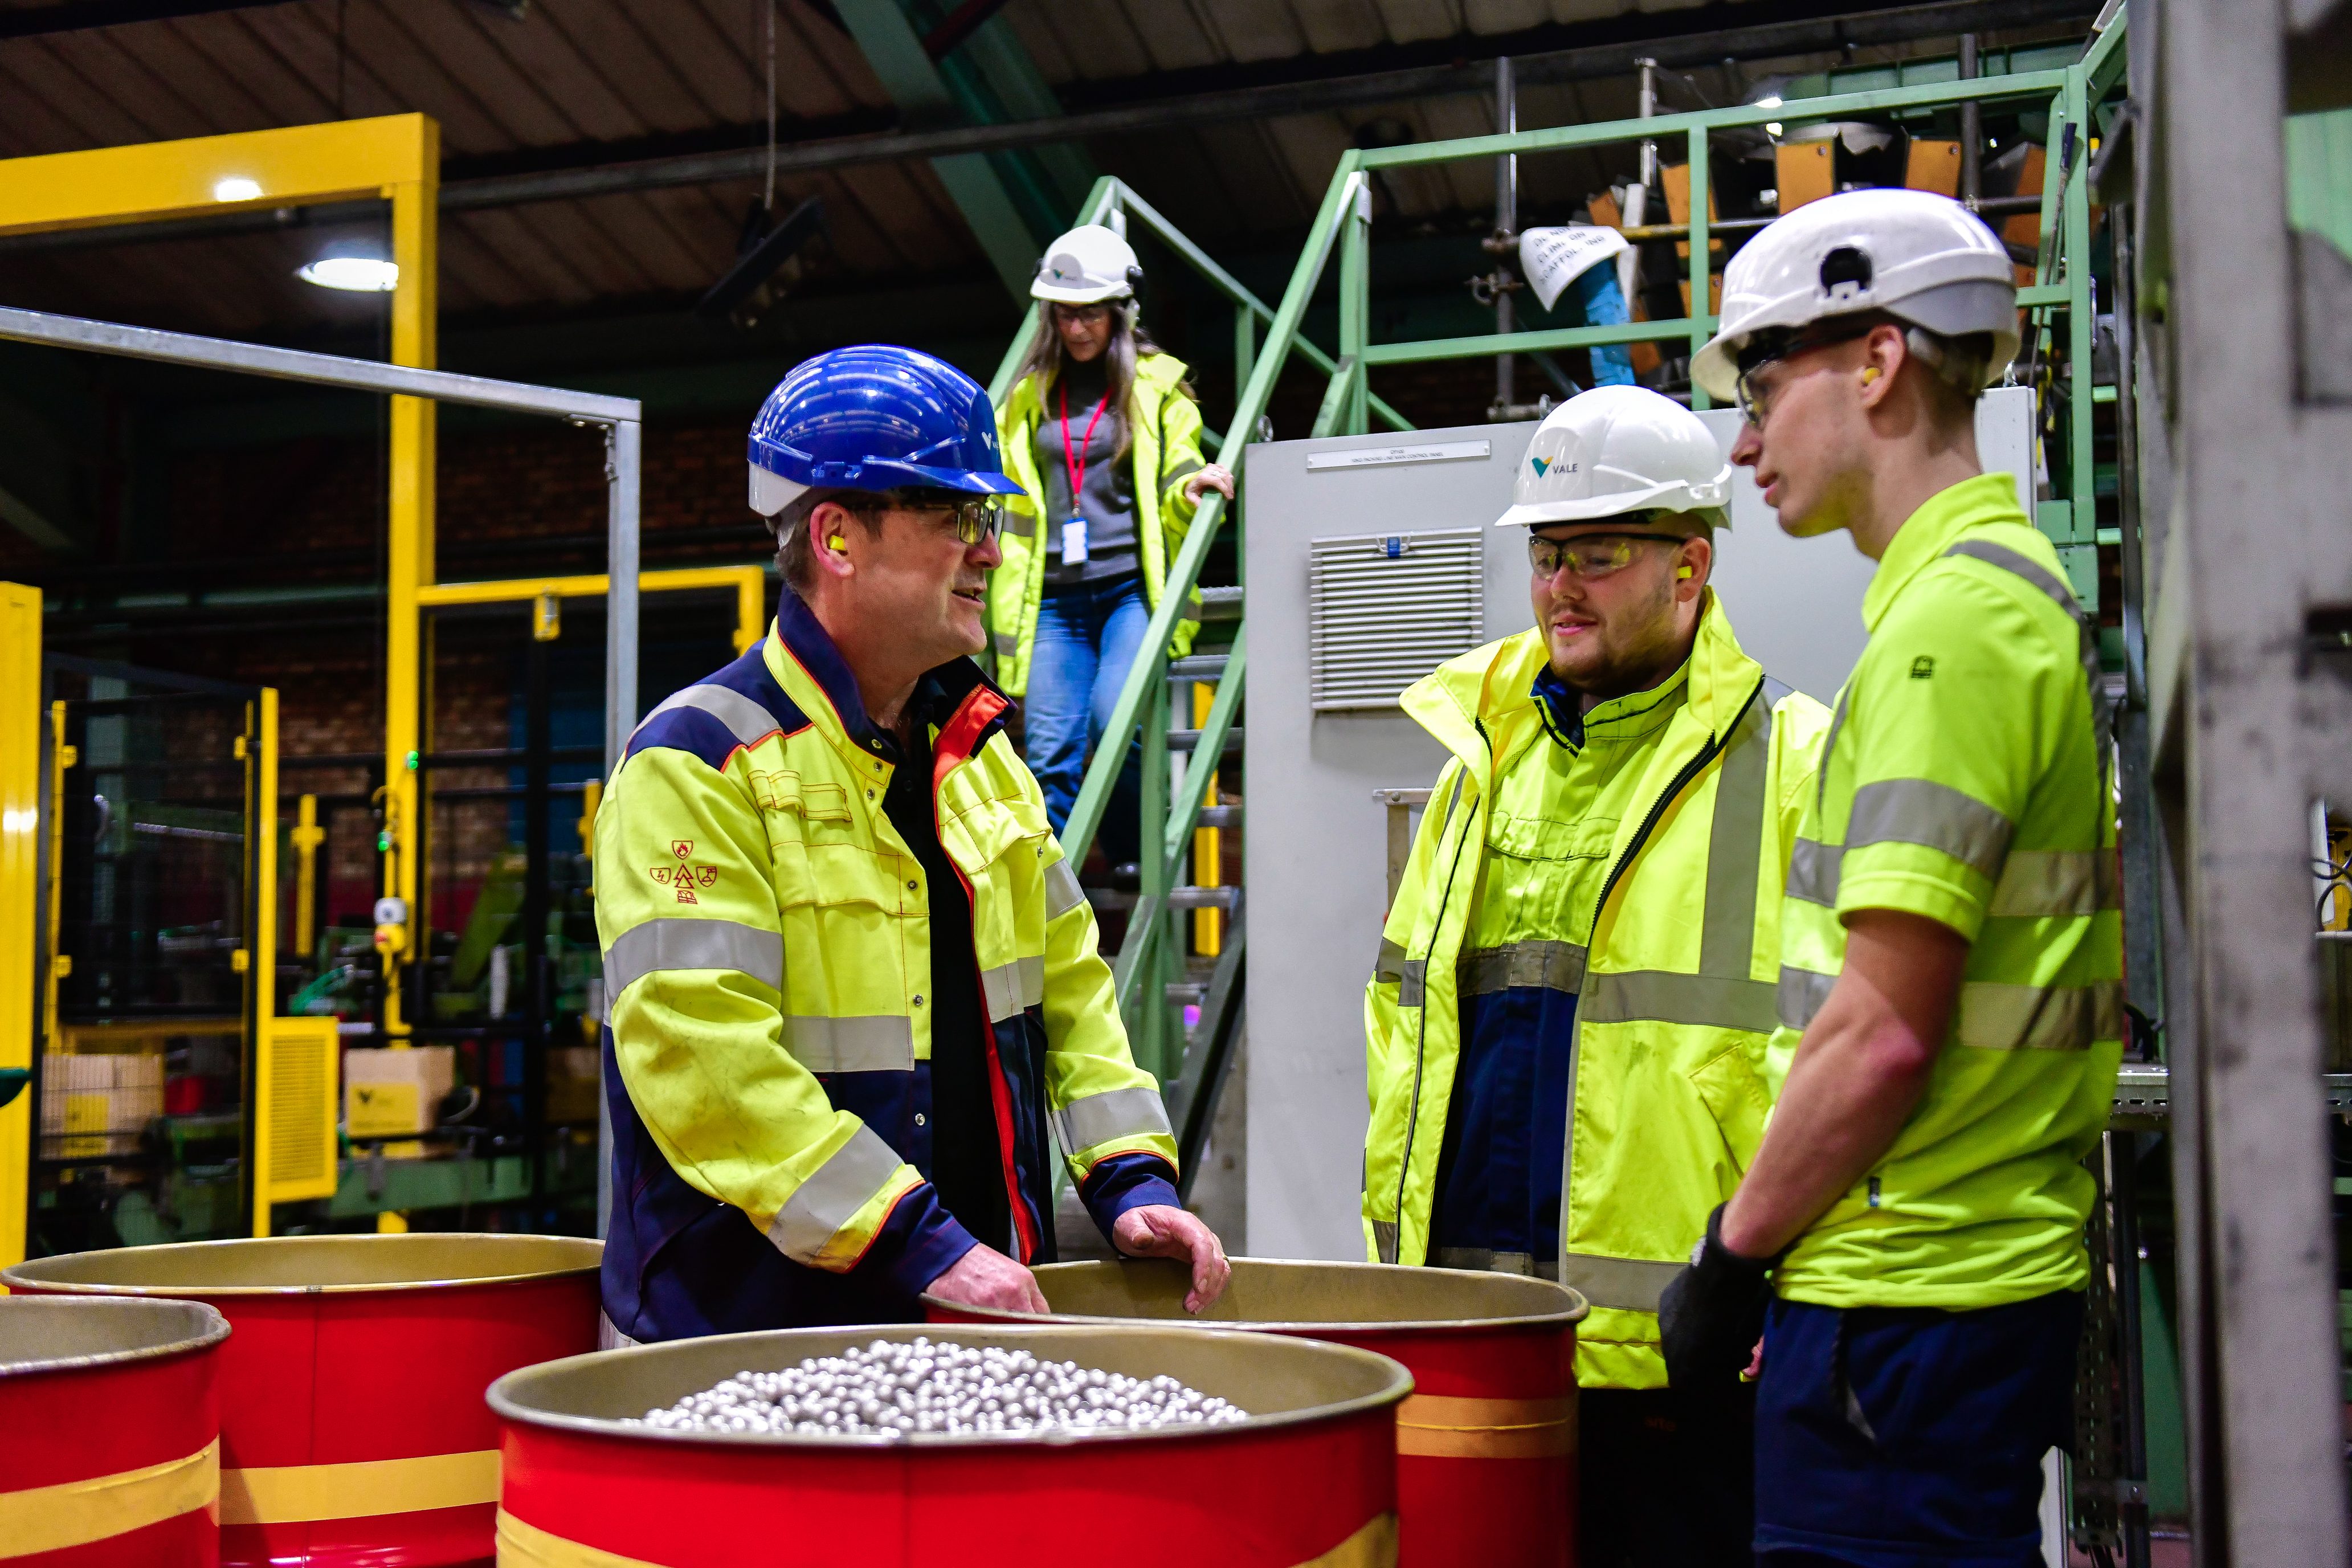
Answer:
[{"left": 747, "top": 344, "right": 1024, "bottom": 517}]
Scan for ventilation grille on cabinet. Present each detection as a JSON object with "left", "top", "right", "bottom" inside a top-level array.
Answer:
[{"left": 1308, "top": 527, "right": 1485, "bottom": 710}]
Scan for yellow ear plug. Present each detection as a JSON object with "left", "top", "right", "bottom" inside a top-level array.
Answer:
[
  {"left": 1677, "top": 565, "right": 1694, "bottom": 579},
  {"left": 1860, "top": 366, "right": 1881, "bottom": 384},
  {"left": 828, "top": 534, "right": 847, "bottom": 550}
]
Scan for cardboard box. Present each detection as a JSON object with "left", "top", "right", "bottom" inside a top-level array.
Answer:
[
  {"left": 545, "top": 1047, "right": 601, "bottom": 1126},
  {"left": 344, "top": 1046, "right": 455, "bottom": 1139},
  {"left": 40, "top": 1052, "right": 163, "bottom": 1158}
]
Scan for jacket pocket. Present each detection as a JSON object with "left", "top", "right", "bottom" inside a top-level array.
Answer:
[{"left": 1688, "top": 1040, "right": 1773, "bottom": 1179}]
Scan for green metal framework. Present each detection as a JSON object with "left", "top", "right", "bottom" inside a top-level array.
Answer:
[{"left": 1022, "top": 20, "right": 2127, "bottom": 1082}]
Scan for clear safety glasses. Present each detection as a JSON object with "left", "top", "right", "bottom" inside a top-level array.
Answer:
[
  {"left": 1526, "top": 528, "right": 1680, "bottom": 581},
  {"left": 1733, "top": 319, "right": 1879, "bottom": 428}
]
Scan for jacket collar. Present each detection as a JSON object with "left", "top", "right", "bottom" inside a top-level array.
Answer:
[
  {"left": 1402, "top": 590, "right": 1762, "bottom": 787},
  {"left": 1862, "top": 471, "right": 2030, "bottom": 632},
  {"left": 763, "top": 587, "right": 1009, "bottom": 763},
  {"left": 1009, "top": 350, "right": 1190, "bottom": 422}
]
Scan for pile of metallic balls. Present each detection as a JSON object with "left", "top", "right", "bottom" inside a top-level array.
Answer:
[{"left": 630, "top": 1337, "right": 1249, "bottom": 1439}]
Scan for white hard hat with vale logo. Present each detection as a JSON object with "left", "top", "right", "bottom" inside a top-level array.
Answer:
[
  {"left": 1031, "top": 224, "right": 1143, "bottom": 305},
  {"left": 1496, "top": 385, "right": 1734, "bottom": 529}
]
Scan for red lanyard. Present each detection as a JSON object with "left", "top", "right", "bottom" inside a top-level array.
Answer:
[{"left": 1058, "top": 377, "right": 1110, "bottom": 518}]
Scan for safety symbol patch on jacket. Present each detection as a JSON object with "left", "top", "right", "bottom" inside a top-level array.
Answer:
[{"left": 651, "top": 840, "right": 720, "bottom": 903}]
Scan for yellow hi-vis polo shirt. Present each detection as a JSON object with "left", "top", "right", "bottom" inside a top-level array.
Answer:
[{"left": 1767, "top": 472, "right": 2122, "bottom": 1309}]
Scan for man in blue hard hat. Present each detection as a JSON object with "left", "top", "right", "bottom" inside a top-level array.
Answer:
[{"left": 591, "top": 345, "right": 1231, "bottom": 1341}]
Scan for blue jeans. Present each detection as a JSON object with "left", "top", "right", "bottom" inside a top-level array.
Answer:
[
  {"left": 1024, "top": 577, "right": 1146, "bottom": 866},
  {"left": 1754, "top": 1291, "right": 2084, "bottom": 1567}
]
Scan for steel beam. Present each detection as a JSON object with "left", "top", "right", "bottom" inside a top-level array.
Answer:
[{"left": 831, "top": 0, "right": 1046, "bottom": 298}]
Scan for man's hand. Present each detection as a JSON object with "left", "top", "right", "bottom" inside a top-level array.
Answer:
[
  {"left": 1112, "top": 1205, "right": 1232, "bottom": 1314},
  {"left": 1657, "top": 1204, "right": 1781, "bottom": 1394},
  {"left": 1182, "top": 464, "right": 1236, "bottom": 505},
  {"left": 924, "top": 1243, "right": 1048, "bottom": 1314}
]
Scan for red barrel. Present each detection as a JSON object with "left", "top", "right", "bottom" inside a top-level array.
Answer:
[
  {"left": 4, "top": 1232, "right": 600, "bottom": 1568},
  {"left": 0, "top": 1294, "right": 229, "bottom": 1566},
  {"left": 489, "top": 1322, "right": 1412, "bottom": 1567},
  {"left": 927, "top": 1259, "right": 1586, "bottom": 1568}
]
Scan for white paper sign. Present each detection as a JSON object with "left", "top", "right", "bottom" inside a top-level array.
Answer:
[{"left": 1518, "top": 224, "right": 1632, "bottom": 311}]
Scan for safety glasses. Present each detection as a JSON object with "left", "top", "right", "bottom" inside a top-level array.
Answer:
[
  {"left": 1526, "top": 528, "right": 1681, "bottom": 581},
  {"left": 1733, "top": 319, "right": 1879, "bottom": 428},
  {"left": 853, "top": 491, "right": 1006, "bottom": 545}
]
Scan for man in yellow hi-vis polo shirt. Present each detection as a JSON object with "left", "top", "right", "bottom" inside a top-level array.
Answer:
[{"left": 1658, "top": 190, "right": 2121, "bottom": 1568}]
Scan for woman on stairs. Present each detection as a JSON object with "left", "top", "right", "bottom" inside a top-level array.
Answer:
[{"left": 988, "top": 223, "right": 1234, "bottom": 873}]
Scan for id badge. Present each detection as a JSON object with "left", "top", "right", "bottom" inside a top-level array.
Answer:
[{"left": 1061, "top": 517, "right": 1089, "bottom": 565}]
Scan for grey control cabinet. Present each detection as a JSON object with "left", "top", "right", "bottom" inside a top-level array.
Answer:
[{"left": 1240, "top": 391, "right": 2036, "bottom": 1259}]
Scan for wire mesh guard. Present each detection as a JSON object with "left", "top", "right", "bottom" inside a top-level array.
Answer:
[{"left": 1308, "top": 528, "right": 1485, "bottom": 710}]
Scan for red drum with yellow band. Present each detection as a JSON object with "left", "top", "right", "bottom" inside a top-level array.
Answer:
[
  {"left": 926, "top": 1259, "right": 1586, "bottom": 1568},
  {"left": 488, "top": 1323, "right": 1411, "bottom": 1568},
  {"left": 0, "top": 1295, "right": 228, "bottom": 1566},
  {"left": 3, "top": 1233, "right": 601, "bottom": 1568}
]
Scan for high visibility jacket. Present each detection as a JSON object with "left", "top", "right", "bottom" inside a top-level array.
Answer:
[
  {"left": 594, "top": 589, "right": 1180, "bottom": 1342},
  {"left": 1365, "top": 595, "right": 1831, "bottom": 1388},
  {"left": 986, "top": 352, "right": 1209, "bottom": 696},
  {"left": 1769, "top": 473, "right": 2123, "bottom": 1309}
]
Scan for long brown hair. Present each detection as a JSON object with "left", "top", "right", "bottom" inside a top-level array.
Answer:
[{"left": 1015, "top": 299, "right": 1165, "bottom": 460}]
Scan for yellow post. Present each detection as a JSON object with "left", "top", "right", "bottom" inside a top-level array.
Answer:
[
  {"left": 736, "top": 570, "right": 766, "bottom": 655},
  {"left": 249, "top": 689, "right": 280, "bottom": 1238},
  {"left": 42, "top": 703, "right": 74, "bottom": 1050},
  {"left": 291, "top": 795, "right": 322, "bottom": 964},
  {"left": 0, "top": 585, "right": 40, "bottom": 1270},
  {"left": 380, "top": 121, "right": 441, "bottom": 1039},
  {"left": 1192, "top": 683, "right": 1222, "bottom": 956}
]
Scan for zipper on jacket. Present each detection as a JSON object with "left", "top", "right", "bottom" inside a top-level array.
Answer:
[{"left": 1587, "top": 675, "right": 1767, "bottom": 936}]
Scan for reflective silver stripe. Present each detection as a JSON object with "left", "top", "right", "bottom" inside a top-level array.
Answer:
[
  {"left": 1778, "top": 965, "right": 1838, "bottom": 1031},
  {"left": 979, "top": 956, "right": 1046, "bottom": 1022},
  {"left": 1700, "top": 684, "right": 1773, "bottom": 979},
  {"left": 1788, "top": 839, "right": 1841, "bottom": 906},
  {"left": 1987, "top": 850, "right": 2120, "bottom": 918},
  {"left": 1560, "top": 1252, "right": 1684, "bottom": 1313},
  {"left": 1399, "top": 959, "right": 1428, "bottom": 1008},
  {"left": 764, "top": 1124, "right": 908, "bottom": 1264},
  {"left": 994, "top": 630, "right": 1023, "bottom": 655},
  {"left": 602, "top": 917, "right": 783, "bottom": 1000},
  {"left": 631, "top": 683, "right": 785, "bottom": 748},
  {"left": 1954, "top": 979, "right": 2124, "bottom": 1052},
  {"left": 1457, "top": 940, "right": 1587, "bottom": 997},
  {"left": 1373, "top": 937, "right": 1408, "bottom": 985},
  {"left": 1582, "top": 970, "right": 1779, "bottom": 1032},
  {"left": 1435, "top": 1247, "right": 1559, "bottom": 1282},
  {"left": 1051, "top": 1085, "right": 1172, "bottom": 1153},
  {"left": 785, "top": 1015, "right": 915, "bottom": 1074},
  {"left": 1370, "top": 1219, "right": 1399, "bottom": 1265},
  {"left": 1044, "top": 858, "right": 1087, "bottom": 920},
  {"left": 1001, "top": 513, "right": 1036, "bottom": 538},
  {"left": 1847, "top": 778, "right": 2014, "bottom": 879},
  {"left": 1161, "top": 457, "right": 1204, "bottom": 492}
]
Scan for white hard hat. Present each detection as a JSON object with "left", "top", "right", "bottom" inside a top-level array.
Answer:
[
  {"left": 1692, "top": 187, "right": 2019, "bottom": 403},
  {"left": 1031, "top": 225, "right": 1141, "bottom": 305},
  {"left": 1496, "top": 385, "right": 1733, "bottom": 529}
]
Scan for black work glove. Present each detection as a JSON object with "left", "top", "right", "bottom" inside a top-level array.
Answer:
[{"left": 1657, "top": 1203, "right": 1782, "bottom": 1393}]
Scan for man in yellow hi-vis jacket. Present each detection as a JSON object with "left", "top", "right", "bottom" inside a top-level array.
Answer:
[
  {"left": 1661, "top": 190, "right": 2122, "bottom": 1567},
  {"left": 1365, "top": 386, "right": 1829, "bottom": 1566},
  {"left": 594, "top": 345, "right": 1230, "bottom": 1342}
]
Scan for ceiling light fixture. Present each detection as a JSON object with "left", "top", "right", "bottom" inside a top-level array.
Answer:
[
  {"left": 213, "top": 176, "right": 262, "bottom": 202},
  {"left": 298, "top": 239, "right": 399, "bottom": 292},
  {"left": 1754, "top": 94, "right": 1783, "bottom": 110}
]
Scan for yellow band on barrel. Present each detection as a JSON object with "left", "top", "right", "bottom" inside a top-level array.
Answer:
[
  {"left": 496, "top": 1506, "right": 1399, "bottom": 1568},
  {"left": 222, "top": 1448, "right": 500, "bottom": 1525},
  {"left": 0, "top": 1438, "right": 219, "bottom": 1559},
  {"left": 1395, "top": 1394, "right": 1576, "bottom": 1459}
]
